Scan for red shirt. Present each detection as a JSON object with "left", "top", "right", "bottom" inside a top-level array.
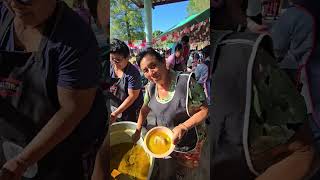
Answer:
[{"left": 182, "top": 44, "right": 190, "bottom": 59}]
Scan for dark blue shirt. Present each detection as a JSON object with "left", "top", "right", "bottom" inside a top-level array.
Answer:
[{"left": 110, "top": 62, "right": 143, "bottom": 111}]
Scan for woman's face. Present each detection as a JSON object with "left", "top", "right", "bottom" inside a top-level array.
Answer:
[
  {"left": 7, "top": 0, "right": 56, "bottom": 27},
  {"left": 175, "top": 50, "right": 182, "bottom": 58},
  {"left": 140, "top": 54, "right": 166, "bottom": 83},
  {"left": 110, "top": 53, "right": 129, "bottom": 70}
]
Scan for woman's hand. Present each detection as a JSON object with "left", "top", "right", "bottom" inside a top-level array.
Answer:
[
  {"left": 172, "top": 124, "right": 188, "bottom": 145},
  {"left": 132, "top": 129, "right": 141, "bottom": 144},
  {"left": 109, "top": 112, "right": 118, "bottom": 124},
  {"left": 110, "top": 89, "right": 140, "bottom": 123},
  {"left": 0, "top": 158, "right": 28, "bottom": 180}
]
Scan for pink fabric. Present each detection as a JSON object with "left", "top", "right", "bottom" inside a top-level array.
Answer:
[
  {"left": 166, "top": 54, "right": 184, "bottom": 68},
  {"left": 166, "top": 54, "right": 175, "bottom": 67}
]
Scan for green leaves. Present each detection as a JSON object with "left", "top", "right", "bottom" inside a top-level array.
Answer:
[
  {"left": 110, "top": 0, "right": 145, "bottom": 41},
  {"left": 249, "top": 58, "right": 307, "bottom": 154},
  {"left": 153, "top": 30, "right": 163, "bottom": 38},
  {"left": 187, "top": 0, "right": 210, "bottom": 16}
]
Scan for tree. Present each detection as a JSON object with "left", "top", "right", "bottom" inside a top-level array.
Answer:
[
  {"left": 187, "top": 0, "right": 210, "bottom": 16},
  {"left": 110, "top": 0, "right": 145, "bottom": 41},
  {"left": 153, "top": 30, "right": 163, "bottom": 38}
]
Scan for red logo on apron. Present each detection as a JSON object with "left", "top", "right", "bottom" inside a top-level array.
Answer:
[
  {"left": 0, "top": 77, "right": 21, "bottom": 97},
  {"left": 109, "top": 84, "right": 118, "bottom": 95}
]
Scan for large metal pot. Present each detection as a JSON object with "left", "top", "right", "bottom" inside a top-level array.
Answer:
[{"left": 110, "top": 121, "right": 155, "bottom": 180}]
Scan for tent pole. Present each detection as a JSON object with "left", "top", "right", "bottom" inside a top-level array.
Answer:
[{"left": 144, "top": 0, "right": 152, "bottom": 48}]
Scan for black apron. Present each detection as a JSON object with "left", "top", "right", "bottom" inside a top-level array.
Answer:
[
  {"left": 0, "top": 3, "right": 105, "bottom": 180},
  {"left": 148, "top": 72, "right": 198, "bottom": 152}
]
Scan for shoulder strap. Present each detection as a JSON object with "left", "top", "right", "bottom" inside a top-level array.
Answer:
[
  {"left": 185, "top": 72, "right": 193, "bottom": 117},
  {"left": 35, "top": 1, "right": 66, "bottom": 61},
  {"left": 177, "top": 71, "right": 189, "bottom": 76},
  {"left": 176, "top": 71, "right": 193, "bottom": 117},
  {"left": 0, "top": 3, "right": 14, "bottom": 46},
  {"left": 210, "top": 30, "right": 233, "bottom": 76},
  {"left": 148, "top": 82, "right": 155, "bottom": 99}
]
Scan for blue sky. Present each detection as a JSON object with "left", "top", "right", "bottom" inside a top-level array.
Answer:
[{"left": 152, "top": 1, "right": 189, "bottom": 32}]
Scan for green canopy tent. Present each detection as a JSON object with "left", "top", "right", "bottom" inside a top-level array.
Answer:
[{"left": 158, "top": 7, "right": 210, "bottom": 38}]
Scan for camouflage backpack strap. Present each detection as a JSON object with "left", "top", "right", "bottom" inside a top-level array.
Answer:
[{"left": 209, "top": 30, "right": 233, "bottom": 106}]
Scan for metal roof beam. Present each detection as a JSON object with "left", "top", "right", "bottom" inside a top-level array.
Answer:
[{"left": 130, "top": 0, "right": 188, "bottom": 8}]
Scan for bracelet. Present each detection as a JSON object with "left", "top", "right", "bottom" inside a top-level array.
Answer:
[{"left": 179, "top": 123, "right": 188, "bottom": 132}]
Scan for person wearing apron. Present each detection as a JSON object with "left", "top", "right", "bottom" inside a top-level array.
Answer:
[
  {"left": 0, "top": 1, "right": 107, "bottom": 179},
  {"left": 132, "top": 48, "right": 208, "bottom": 180},
  {"left": 109, "top": 39, "right": 143, "bottom": 124},
  {"left": 166, "top": 43, "right": 186, "bottom": 72}
]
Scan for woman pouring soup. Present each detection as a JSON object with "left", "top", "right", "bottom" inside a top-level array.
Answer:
[{"left": 132, "top": 48, "right": 208, "bottom": 179}]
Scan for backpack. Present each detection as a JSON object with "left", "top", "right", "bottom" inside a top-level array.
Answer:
[{"left": 210, "top": 30, "right": 309, "bottom": 179}]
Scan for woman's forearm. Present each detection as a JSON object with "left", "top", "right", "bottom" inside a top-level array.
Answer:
[
  {"left": 136, "top": 105, "right": 150, "bottom": 130},
  {"left": 92, "top": 132, "right": 110, "bottom": 180},
  {"left": 114, "top": 93, "right": 139, "bottom": 115},
  {"left": 182, "top": 105, "right": 208, "bottom": 130},
  {"left": 17, "top": 107, "right": 90, "bottom": 166}
]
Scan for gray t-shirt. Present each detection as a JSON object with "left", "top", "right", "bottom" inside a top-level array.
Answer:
[{"left": 271, "top": 5, "right": 313, "bottom": 69}]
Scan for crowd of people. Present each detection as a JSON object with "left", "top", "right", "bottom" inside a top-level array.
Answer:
[{"left": 106, "top": 33, "right": 210, "bottom": 178}]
